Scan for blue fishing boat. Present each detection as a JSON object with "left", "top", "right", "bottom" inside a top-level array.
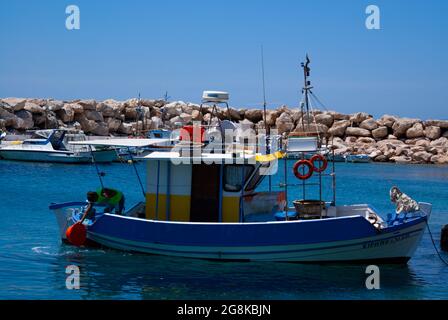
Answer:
[{"left": 50, "top": 58, "right": 431, "bottom": 263}]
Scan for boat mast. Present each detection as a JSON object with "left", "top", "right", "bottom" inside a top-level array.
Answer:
[
  {"left": 300, "top": 55, "right": 313, "bottom": 131},
  {"left": 261, "top": 45, "right": 268, "bottom": 135}
]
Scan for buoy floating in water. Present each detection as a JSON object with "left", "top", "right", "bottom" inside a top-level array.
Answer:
[
  {"left": 441, "top": 225, "right": 448, "bottom": 252},
  {"left": 66, "top": 222, "right": 87, "bottom": 246}
]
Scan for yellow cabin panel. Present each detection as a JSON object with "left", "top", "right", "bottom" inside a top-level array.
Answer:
[
  {"left": 222, "top": 197, "right": 240, "bottom": 223},
  {"left": 146, "top": 193, "right": 190, "bottom": 222}
]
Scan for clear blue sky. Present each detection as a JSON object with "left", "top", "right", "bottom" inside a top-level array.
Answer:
[{"left": 1, "top": 0, "right": 447, "bottom": 119}]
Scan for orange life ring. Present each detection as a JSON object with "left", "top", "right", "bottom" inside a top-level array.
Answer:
[
  {"left": 293, "top": 160, "right": 314, "bottom": 180},
  {"left": 310, "top": 154, "right": 328, "bottom": 173},
  {"left": 66, "top": 222, "right": 87, "bottom": 246}
]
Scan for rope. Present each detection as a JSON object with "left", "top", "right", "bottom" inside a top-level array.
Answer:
[
  {"left": 309, "top": 91, "right": 329, "bottom": 112},
  {"left": 426, "top": 221, "right": 448, "bottom": 266}
]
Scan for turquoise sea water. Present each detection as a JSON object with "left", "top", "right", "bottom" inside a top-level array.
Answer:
[{"left": 0, "top": 160, "right": 447, "bottom": 300}]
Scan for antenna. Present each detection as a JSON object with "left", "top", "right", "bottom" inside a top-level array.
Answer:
[{"left": 260, "top": 45, "right": 269, "bottom": 134}]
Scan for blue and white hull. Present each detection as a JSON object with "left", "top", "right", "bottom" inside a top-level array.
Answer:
[{"left": 50, "top": 202, "right": 431, "bottom": 263}]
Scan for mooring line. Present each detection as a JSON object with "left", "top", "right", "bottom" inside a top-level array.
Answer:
[{"left": 426, "top": 222, "right": 448, "bottom": 267}]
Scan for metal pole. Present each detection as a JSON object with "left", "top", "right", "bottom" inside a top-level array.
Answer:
[
  {"left": 127, "top": 146, "right": 145, "bottom": 198},
  {"left": 284, "top": 154, "right": 288, "bottom": 221},
  {"left": 89, "top": 145, "right": 104, "bottom": 189}
]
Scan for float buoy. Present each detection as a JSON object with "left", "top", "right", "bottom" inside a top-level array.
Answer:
[
  {"left": 310, "top": 154, "right": 328, "bottom": 173},
  {"left": 66, "top": 222, "right": 87, "bottom": 247},
  {"left": 293, "top": 160, "right": 314, "bottom": 180}
]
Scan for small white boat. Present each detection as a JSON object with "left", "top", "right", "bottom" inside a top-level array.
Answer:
[
  {"left": 0, "top": 129, "right": 117, "bottom": 163},
  {"left": 345, "top": 154, "right": 371, "bottom": 163}
]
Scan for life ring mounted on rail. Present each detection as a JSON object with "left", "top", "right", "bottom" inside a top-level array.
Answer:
[
  {"left": 293, "top": 160, "right": 314, "bottom": 180},
  {"left": 310, "top": 154, "right": 328, "bottom": 173}
]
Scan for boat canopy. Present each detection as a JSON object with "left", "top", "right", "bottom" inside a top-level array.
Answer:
[
  {"left": 69, "top": 138, "right": 171, "bottom": 148},
  {"left": 143, "top": 151, "right": 284, "bottom": 163}
]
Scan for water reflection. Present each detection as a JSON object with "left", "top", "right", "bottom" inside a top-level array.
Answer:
[{"left": 51, "top": 246, "right": 428, "bottom": 300}]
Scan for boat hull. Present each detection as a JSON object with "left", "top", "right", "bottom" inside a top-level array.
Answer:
[{"left": 51, "top": 202, "right": 428, "bottom": 263}]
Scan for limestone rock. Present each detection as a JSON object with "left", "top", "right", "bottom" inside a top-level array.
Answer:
[
  {"left": 424, "top": 120, "right": 448, "bottom": 129},
  {"left": 350, "top": 112, "right": 371, "bottom": 125},
  {"left": 24, "top": 102, "right": 44, "bottom": 114},
  {"left": 56, "top": 105, "right": 75, "bottom": 123},
  {"left": 345, "top": 127, "right": 371, "bottom": 137},
  {"left": 390, "top": 156, "right": 412, "bottom": 164},
  {"left": 85, "top": 110, "right": 104, "bottom": 122},
  {"left": 392, "top": 118, "right": 420, "bottom": 138},
  {"left": 15, "top": 110, "right": 34, "bottom": 129},
  {"left": 275, "top": 112, "right": 294, "bottom": 134},
  {"left": 245, "top": 109, "right": 263, "bottom": 123},
  {"left": 314, "top": 113, "right": 334, "bottom": 127},
  {"left": 406, "top": 123, "right": 424, "bottom": 139},
  {"left": 424, "top": 126, "right": 441, "bottom": 140},
  {"left": 78, "top": 99, "right": 97, "bottom": 111},
  {"left": 359, "top": 118, "right": 378, "bottom": 131},
  {"left": 328, "top": 120, "right": 350, "bottom": 137},
  {"left": 2, "top": 98, "right": 26, "bottom": 111},
  {"left": 412, "top": 151, "right": 433, "bottom": 163},
  {"left": 372, "top": 126, "right": 388, "bottom": 139},
  {"left": 378, "top": 115, "right": 397, "bottom": 128}
]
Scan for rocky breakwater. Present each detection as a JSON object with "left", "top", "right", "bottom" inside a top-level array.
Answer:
[{"left": 1, "top": 97, "right": 448, "bottom": 164}]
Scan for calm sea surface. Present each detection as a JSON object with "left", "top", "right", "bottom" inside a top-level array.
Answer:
[{"left": 0, "top": 160, "right": 447, "bottom": 299}]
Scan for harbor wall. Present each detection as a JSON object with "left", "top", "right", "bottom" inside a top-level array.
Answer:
[{"left": 1, "top": 97, "right": 448, "bottom": 164}]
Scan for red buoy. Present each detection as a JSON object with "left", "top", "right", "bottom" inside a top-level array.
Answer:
[
  {"left": 66, "top": 222, "right": 87, "bottom": 246},
  {"left": 310, "top": 154, "right": 328, "bottom": 173},
  {"left": 293, "top": 160, "right": 314, "bottom": 180}
]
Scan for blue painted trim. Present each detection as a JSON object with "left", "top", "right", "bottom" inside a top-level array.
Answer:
[{"left": 89, "top": 226, "right": 424, "bottom": 256}]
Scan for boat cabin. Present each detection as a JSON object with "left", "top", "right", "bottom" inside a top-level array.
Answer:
[{"left": 143, "top": 151, "right": 282, "bottom": 223}]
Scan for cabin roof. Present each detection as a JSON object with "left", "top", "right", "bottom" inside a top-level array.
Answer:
[
  {"left": 143, "top": 151, "right": 284, "bottom": 163},
  {"left": 69, "top": 138, "right": 171, "bottom": 148}
]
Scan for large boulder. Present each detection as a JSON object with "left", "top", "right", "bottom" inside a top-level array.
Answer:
[
  {"left": 424, "top": 120, "right": 448, "bottom": 129},
  {"left": 45, "top": 100, "right": 64, "bottom": 112},
  {"left": 412, "top": 151, "right": 433, "bottom": 163},
  {"left": 24, "top": 101, "right": 44, "bottom": 114},
  {"left": 56, "top": 105, "right": 75, "bottom": 123},
  {"left": 372, "top": 126, "right": 388, "bottom": 139},
  {"left": 328, "top": 111, "right": 350, "bottom": 121},
  {"left": 1, "top": 98, "right": 26, "bottom": 111},
  {"left": 431, "top": 154, "right": 448, "bottom": 164},
  {"left": 105, "top": 118, "right": 121, "bottom": 132},
  {"left": 0, "top": 108, "right": 17, "bottom": 127},
  {"left": 350, "top": 112, "right": 371, "bottom": 125},
  {"left": 90, "top": 122, "right": 109, "bottom": 136},
  {"left": 406, "top": 123, "right": 424, "bottom": 139},
  {"left": 15, "top": 110, "right": 34, "bottom": 129},
  {"left": 314, "top": 113, "right": 334, "bottom": 127},
  {"left": 359, "top": 118, "right": 378, "bottom": 131},
  {"left": 275, "top": 112, "right": 294, "bottom": 134},
  {"left": 424, "top": 126, "right": 441, "bottom": 140},
  {"left": 78, "top": 99, "right": 97, "bottom": 111},
  {"left": 85, "top": 110, "right": 104, "bottom": 122},
  {"left": 328, "top": 120, "right": 350, "bottom": 137},
  {"left": 378, "top": 115, "right": 397, "bottom": 128},
  {"left": 392, "top": 118, "right": 420, "bottom": 138},
  {"left": 118, "top": 122, "right": 134, "bottom": 135},
  {"left": 345, "top": 127, "right": 371, "bottom": 137},
  {"left": 430, "top": 137, "right": 448, "bottom": 148},
  {"left": 65, "top": 103, "right": 84, "bottom": 114},
  {"left": 390, "top": 156, "right": 412, "bottom": 164},
  {"left": 244, "top": 109, "right": 263, "bottom": 123},
  {"left": 264, "top": 110, "right": 279, "bottom": 127}
]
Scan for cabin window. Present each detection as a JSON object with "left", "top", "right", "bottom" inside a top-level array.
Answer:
[{"left": 223, "top": 165, "right": 254, "bottom": 192}]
